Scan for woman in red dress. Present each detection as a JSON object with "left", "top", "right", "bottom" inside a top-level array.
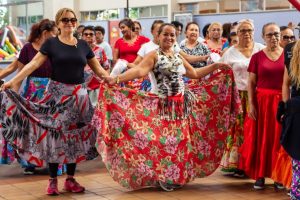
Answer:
[
  {"left": 113, "top": 18, "right": 149, "bottom": 64},
  {"left": 240, "top": 22, "right": 285, "bottom": 190}
]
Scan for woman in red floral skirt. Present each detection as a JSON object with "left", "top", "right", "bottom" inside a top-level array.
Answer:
[{"left": 93, "top": 23, "right": 242, "bottom": 191}]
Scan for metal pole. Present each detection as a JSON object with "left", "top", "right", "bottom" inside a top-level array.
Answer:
[{"left": 126, "top": 0, "right": 129, "bottom": 17}]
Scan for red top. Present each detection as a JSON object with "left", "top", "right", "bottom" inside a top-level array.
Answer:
[
  {"left": 248, "top": 50, "right": 284, "bottom": 90},
  {"left": 114, "top": 35, "right": 149, "bottom": 63}
]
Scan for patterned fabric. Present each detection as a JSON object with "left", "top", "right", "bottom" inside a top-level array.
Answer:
[
  {"left": 1, "top": 77, "right": 49, "bottom": 165},
  {"left": 221, "top": 90, "right": 248, "bottom": 172},
  {"left": 180, "top": 41, "right": 211, "bottom": 68},
  {"left": 0, "top": 80, "right": 98, "bottom": 166},
  {"left": 203, "top": 38, "right": 227, "bottom": 55},
  {"left": 21, "top": 77, "right": 49, "bottom": 101},
  {"left": 291, "top": 159, "right": 300, "bottom": 200},
  {"left": 93, "top": 68, "right": 241, "bottom": 190}
]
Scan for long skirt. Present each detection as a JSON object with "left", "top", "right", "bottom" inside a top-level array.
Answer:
[
  {"left": 0, "top": 76, "right": 49, "bottom": 165},
  {"left": 271, "top": 147, "right": 292, "bottom": 188},
  {"left": 93, "top": 69, "right": 242, "bottom": 190},
  {"left": 221, "top": 90, "right": 248, "bottom": 172},
  {"left": 240, "top": 88, "right": 282, "bottom": 180},
  {"left": 291, "top": 159, "right": 300, "bottom": 199},
  {"left": 0, "top": 80, "right": 98, "bottom": 166}
]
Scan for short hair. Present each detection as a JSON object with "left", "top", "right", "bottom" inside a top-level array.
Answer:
[
  {"left": 228, "top": 32, "right": 237, "bottom": 44},
  {"left": 28, "top": 19, "right": 56, "bottom": 43},
  {"left": 158, "top": 23, "right": 176, "bottom": 35},
  {"left": 262, "top": 22, "right": 278, "bottom": 35},
  {"left": 280, "top": 26, "right": 291, "bottom": 32},
  {"left": 237, "top": 19, "right": 254, "bottom": 31},
  {"left": 55, "top": 8, "right": 77, "bottom": 26},
  {"left": 119, "top": 18, "right": 135, "bottom": 31},
  {"left": 208, "top": 22, "right": 222, "bottom": 32},
  {"left": 95, "top": 26, "right": 105, "bottom": 35},
  {"left": 171, "top": 21, "right": 183, "bottom": 30},
  {"left": 151, "top": 20, "right": 164, "bottom": 31},
  {"left": 82, "top": 25, "right": 95, "bottom": 34},
  {"left": 77, "top": 25, "right": 85, "bottom": 29},
  {"left": 134, "top": 21, "right": 141, "bottom": 29},
  {"left": 202, "top": 23, "right": 211, "bottom": 38}
]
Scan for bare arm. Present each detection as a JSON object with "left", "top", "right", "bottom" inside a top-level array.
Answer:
[
  {"left": 282, "top": 67, "right": 291, "bottom": 102},
  {"left": 248, "top": 72, "right": 257, "bottom": 120},
  {"left": 181, "top": 56, "right": 229, "bottom": 79},
  {"left": 0, "top": 59, "right": 19, "bottom": 79},
  {"left": 127, "top": 55, "right": 143, "bottom": 68},
  {"left": 179, "top": 50, "right": 209, "bottom": 64},
  {"left": 112, "top": 47, "right": 119, "bottom": 66},
  {"left": 1, "top": 52, "right": 47, "bottom": 90},
  {"left": 87, "top": 57, "right": 110, "bottom": 79},
  {"left": 105, "top": 51, "right": 156, "bottom": 84}
]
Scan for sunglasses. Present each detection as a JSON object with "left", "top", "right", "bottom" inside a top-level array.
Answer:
[
  {"left": 239, "top": 29, "right": 253, "bottom": 34},
  {"left": 265, "top": 32, "right": 280, "bottom": 38},
  {"left": 282, "top": 35, "right": 295, "bottom": 41},
  {"left": 83, "top": 32, "right": 94, "bottom": 37},
  {"left": 60, "top": 18, "right": 77, "bottom": 24}
]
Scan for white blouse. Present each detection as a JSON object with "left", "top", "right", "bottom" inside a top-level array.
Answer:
[{"left": 220, "top": 42, "right": 265, "bottom": 91}]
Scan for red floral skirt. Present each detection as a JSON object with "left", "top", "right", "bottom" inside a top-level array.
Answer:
[
  {"left": 240, "top": 88, "right": 282, "bottom": 180},
  {"left": 93, "top": 69, "right": 242, "bottom": 190}
]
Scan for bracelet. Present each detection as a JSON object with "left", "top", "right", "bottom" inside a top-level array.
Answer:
[{"left": 116, "top": 76, "right": 120, "bottom": 84}]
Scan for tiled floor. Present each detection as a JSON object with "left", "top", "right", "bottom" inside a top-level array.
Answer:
[{"left": 0, "top": 158, "right": 289, "bottom": 200}]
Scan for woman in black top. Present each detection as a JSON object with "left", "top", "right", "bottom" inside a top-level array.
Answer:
[
  {"left": 0, "top": 8, "right": 109, "bottom": 195},
  {"left": 281, "top": 40, "right": 300, "bottom": 199}
]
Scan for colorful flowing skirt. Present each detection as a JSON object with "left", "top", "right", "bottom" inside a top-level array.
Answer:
[
  {"left": 0, "top": 80, "right": 98, "bottom": 166},
  {"left": 271, "top": 147, "right": 292, "bottom": 188},
  {"left": 240, "top": 88, "right": 282, "bottom": 180},
  {"left": 291, "top": 159, "right": 300, "bottom": 199},
  {"left": 93, "top": 69, "right": 241, "bottom": 190},
  {"left": 221, "top": 90, "right": 248, "bottom": 172},
  {"left": 0, "top": 76, "right": 49, "bottom": 165}
]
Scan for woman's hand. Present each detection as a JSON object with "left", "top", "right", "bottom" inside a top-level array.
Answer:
[
  {"left": 213, "top": 62, "right": 231, "bottom": 70},
  {"left": 248, "top": 103, "right": 257, "bottom": 120},
  {"left": 103, "top": 76, "right": 117, "bottom": 85},
  {"left": 0, "top": 80, "right": 14, "bottom": 91}
]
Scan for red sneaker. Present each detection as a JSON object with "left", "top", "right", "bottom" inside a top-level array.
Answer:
[
  {"left": 64, "top": 178, "right": 85, "bottom": 193},
  {"left": 46, "top": 178, "right": 60, "bottom": 195}
]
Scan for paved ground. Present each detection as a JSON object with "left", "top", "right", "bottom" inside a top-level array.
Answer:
[{"left": 0, "top": 158, "right": 290, "bottom": 200}]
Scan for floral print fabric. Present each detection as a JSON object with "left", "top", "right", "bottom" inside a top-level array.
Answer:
[
  {"left": 0, "top": 80, "right": 98, "bottom": 166},
  {"left": 93, "top": 68, "right": 241, "bottom": 190},
  {"left": 291, "top": 159, "right": 300, "bottom": 199}
]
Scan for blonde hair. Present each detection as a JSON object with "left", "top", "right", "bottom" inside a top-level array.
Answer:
[
  {"left": 290, "top": 40, "right": 300, "bottom": 89},
  {"left": 55, "top": 8, "right": 77, "bottom": 26},
  {"left": 208, "top": 22, "right": 222, "bottom": 32}
]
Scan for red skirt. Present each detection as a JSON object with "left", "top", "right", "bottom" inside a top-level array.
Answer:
[
  {"left": 93, "top": 69, "right": 242, "bottom": 190},
  {"left": 240, "top": 88, "right": 282, "bottom": 180}
]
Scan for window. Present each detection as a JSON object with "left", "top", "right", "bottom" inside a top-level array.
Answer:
[
  {"left": 241, "top": 0, "right": 263, "bottom": 11},
  {"left": 265, "top": 0, "right": 290, "bottom": 10},
  {"left": 81, "top": 12, "right": 89, "bottom": 21},
  {"left": 179, "top": 3, "right": 199, "bottom": 14},
  {"left": 151, "top": 5, "right": 163, "bottom": 17},
  {"left": 220, "top": 0, "right": 240, "bottom": 13},
  {"left": 129, "top": 8, "right": 139, "bottom": 19},
  {"left": 199, "top": 1, "right": 218, "bottom": 14},
  {"left": 139, "top": 7, "right": 150, "bottom": 18},
  {"left": 90, "top": 11, "right": 98, "bottom": 20}
]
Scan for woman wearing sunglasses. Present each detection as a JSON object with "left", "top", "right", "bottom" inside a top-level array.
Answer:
[
  {"left": 279, "top": 26, "right": 295, "bottom": 49},
  {"left": 0, "top": 8, "right": 109, "bottom": 195},
  {"left": 240, "top": 22, "right": 285, "bottom": 190}
]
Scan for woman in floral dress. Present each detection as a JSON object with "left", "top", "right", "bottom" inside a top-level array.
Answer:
[{"left": 94, "top": 23, "right": 242, "bottom": 191}]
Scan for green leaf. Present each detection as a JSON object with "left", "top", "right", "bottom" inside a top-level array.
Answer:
[
  {"left": 160, "top": 136, "right": 166, "bottom": 145},
  {"left": 145, "top": 160, "right": 153, "bottom": 167},
  {"left": 106, "top": 112, "right": 111, "bottom": 120},
  {"left": 121, "top": 90, "right": 129, "bottom": 96},
  {"left": 144, "top": 109, "right": 150, "bottom": 117},
  {"left": 128, "top": 130, "right": 136, "bottom": 137},
  {"left": 211, "top": 85, "right": 218, "bottom": 94},
  {"left": 198, "top": 153, "right": 204, "bottom": 160}
]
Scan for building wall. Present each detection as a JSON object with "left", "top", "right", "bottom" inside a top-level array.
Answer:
[
  {"left": 77, "top": 0, "right": 169, "bottom": 11},
  {"left": 193, "top": 10, "right": 300, "bottom": 43}
]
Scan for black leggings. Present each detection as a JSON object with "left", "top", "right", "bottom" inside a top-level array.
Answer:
[{"left": 48, "top": 163, "right": 76, "bottom": 178}]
